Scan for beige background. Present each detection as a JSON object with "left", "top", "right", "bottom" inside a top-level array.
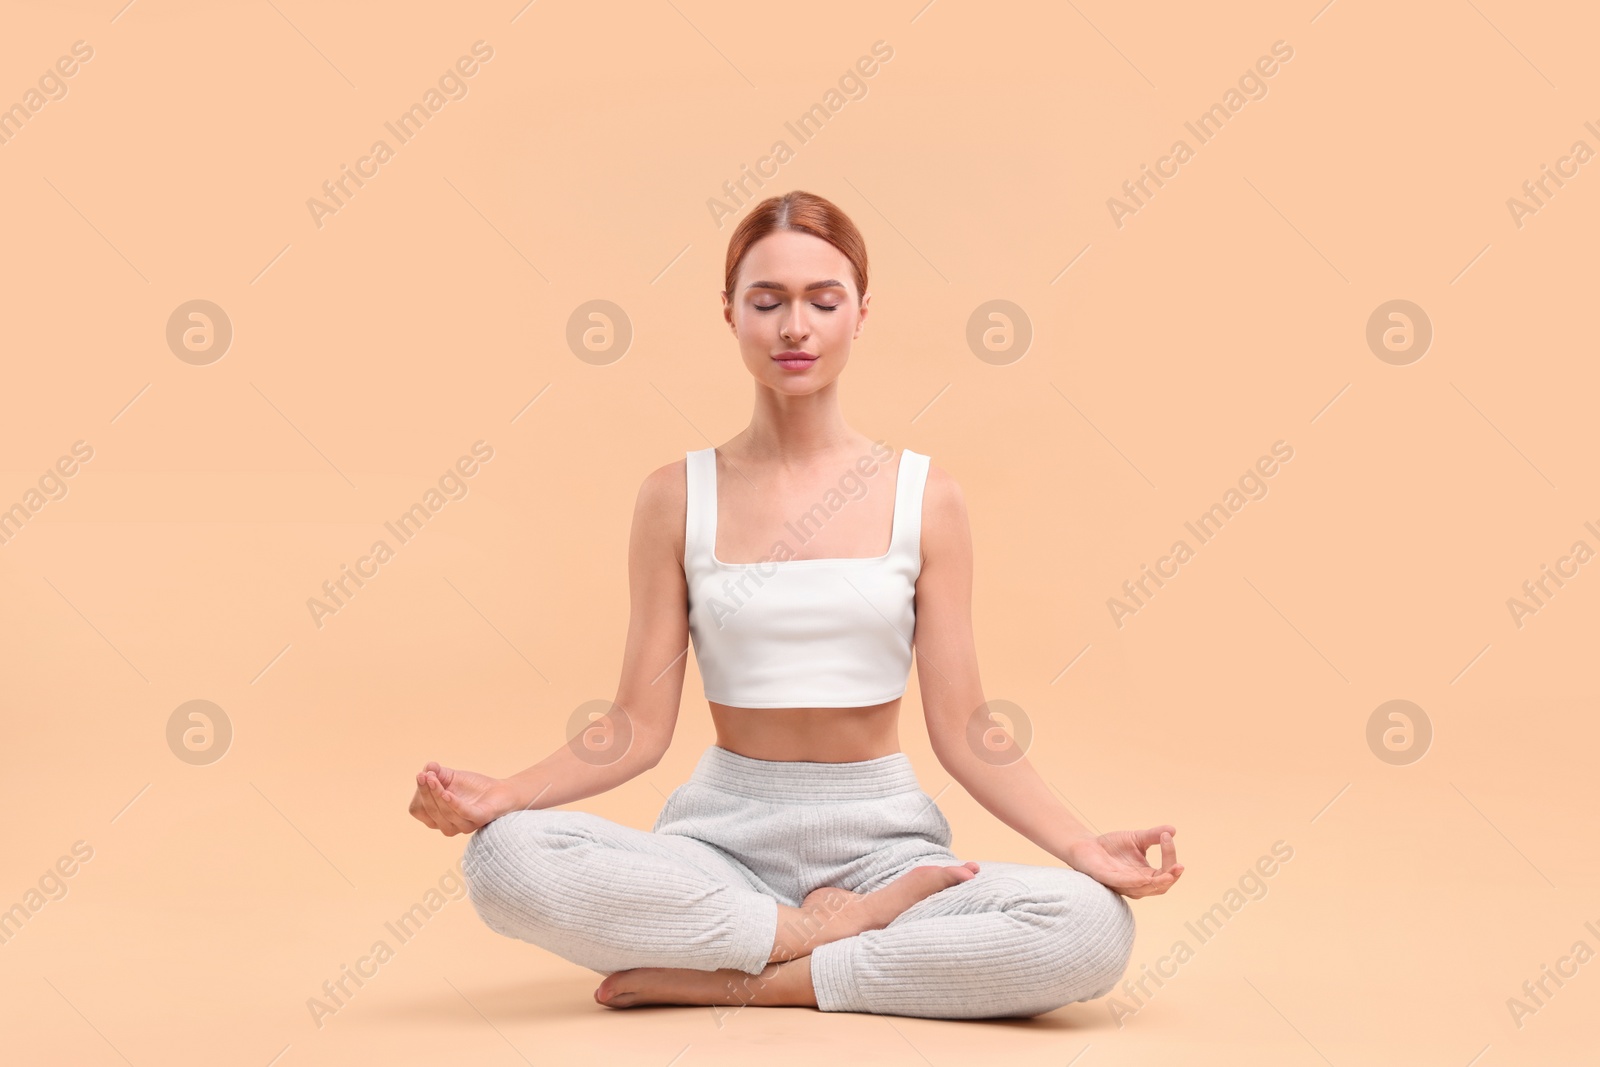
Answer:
[{"left": 2, "top": 1, "right": 1596, "bottom": 1064}]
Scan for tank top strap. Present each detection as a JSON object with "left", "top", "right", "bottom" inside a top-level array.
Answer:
[
  {"left": 890, "top": 449, "right": 931, "bottom": 560},
  {"left": 684, "top": 447, "right": 717, "bottom": 568}
]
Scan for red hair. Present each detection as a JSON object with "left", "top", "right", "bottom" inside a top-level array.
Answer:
[{"left": 722, "top": 191, "right": 869, "bottom": 303}]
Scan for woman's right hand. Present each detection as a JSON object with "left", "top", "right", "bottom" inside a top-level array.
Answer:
[
  {"left": 1062, "top": 826, "right": 1184, "bottom": 899},
  {"left": 409, "top": 762, "right": 511, "bottom": 836}
]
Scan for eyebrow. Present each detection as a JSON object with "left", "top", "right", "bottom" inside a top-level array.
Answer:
[{"left": 743, "top": 279, "right": 848, "bottom": 293}]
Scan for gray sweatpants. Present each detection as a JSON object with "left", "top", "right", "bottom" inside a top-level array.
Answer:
[{"left": 460, "top": 745, "right": 1136, "bottom": 1019}]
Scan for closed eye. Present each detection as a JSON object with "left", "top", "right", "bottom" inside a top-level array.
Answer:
[{"left": 755, "top": 303, "right": 839, "bottom": 312}]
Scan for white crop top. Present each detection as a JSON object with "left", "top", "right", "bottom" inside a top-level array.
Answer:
[{"left": 683, "top": 446, "right": 930, "bottom": 709}]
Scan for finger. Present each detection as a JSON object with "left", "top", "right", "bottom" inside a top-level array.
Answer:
[
  {"left": 1093, "top": 864, "right": 1156, "bottom": 889},
  {"left": 1119, "top": 874, "right": 1168, "bottom": 899},
  {"left": 1125, "top": 860, "right": 1179, "bottom": 894},
  {"left": 424, "top": 763, "right": 464, "bottom": 817},
  {"left": 1122, "top": 872, "right": 1174, "bottom": 899},
  {"left": 1150, "top": 865, "right": 1183, "bottom": 890},
  {"left": 409, "top": 774, "right": 432, "bottom": 817},
  {"left": 1142, "top": 874, "right": 1179, "bottom": 897},
  {"left": 1131, "top": 825, "right": 1169, "bottom": 853},
  {"left": 410, "top": 789, "right": 437, "bottom": 829},
  {"left": 416, "top": 773, "right": 441, "bottom": 826},
  {"left": 1160, "top": 831, "right": 1176, "bottom": 872},
  {"left": 421, "top": 772, "right": 452, "bottom": 829},
  {"left": 430, "top": 774, "right": 470, "bottom": 834},
  {"left": 437, "top": 785, "right": 473, "bottom": 834},
  {"left": 436, "top": 777, "right": 482, "bottom": 834}
]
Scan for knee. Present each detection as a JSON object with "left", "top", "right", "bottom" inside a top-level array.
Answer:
[
  {"left": 460, "top": 809, "right": 583, "bottom": 929},
  {"left": 1050, "top": 873, "right": 1136, "bottom": 1003},
  {"left": 1001, "top": 869, "right": 1135, "bottom": 1011}
]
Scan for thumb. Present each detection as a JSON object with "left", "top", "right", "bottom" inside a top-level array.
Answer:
[{"left": 1132, "top": 825, "right": 1173, "bottom": 852}]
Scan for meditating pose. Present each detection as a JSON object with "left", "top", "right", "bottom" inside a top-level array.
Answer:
[{"left": 408, "top": 189, "right": 1183, "bottom": 1019}]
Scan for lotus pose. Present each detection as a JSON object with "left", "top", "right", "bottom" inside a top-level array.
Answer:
[{"left": 409, "top": 190, "right": 1182, "bottom": 1019}]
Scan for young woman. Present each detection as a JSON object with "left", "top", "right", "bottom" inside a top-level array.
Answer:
[{"left": 408, "top": 190, "right": 1183, "bottom": 1019}]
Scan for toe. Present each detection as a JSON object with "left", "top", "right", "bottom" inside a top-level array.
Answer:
[{"left": 594, "top": 972, "right": 630, "bottom": 1003}]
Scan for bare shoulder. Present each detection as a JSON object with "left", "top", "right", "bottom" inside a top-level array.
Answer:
[
  {"left": 918, "top": 459, "right": 972, "bottom": 566},
  {"left": 636, "top": 456, "right": 687, "bottom": 512},
  {"left": 920, "top": 460, "right": 969, "bottom": 524},
  {"left": 633, "top": 456, "right": 689, "bottom": 564}
]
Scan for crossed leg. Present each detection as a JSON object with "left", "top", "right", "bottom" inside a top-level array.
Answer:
[
  {"left": 461, "top": 808, "right": 980, "bottom": 1002},
  {"left": 592, "top": 879, "right": 959, "bottom": 1010},
  {"left": 595, "top": 859, "right": 1136, "bottom": 1019}
]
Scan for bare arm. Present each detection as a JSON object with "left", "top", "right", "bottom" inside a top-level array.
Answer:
[
  {"left": 411, "top": 460, "right": 690, "bottom": 834},
  {"left": 913, "top": 464, "right": 1183, "bottom": 897}
]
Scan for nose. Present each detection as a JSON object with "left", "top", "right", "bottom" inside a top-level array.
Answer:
[{"left": 781, "top": 303, "right": 812, "bottom": 344}]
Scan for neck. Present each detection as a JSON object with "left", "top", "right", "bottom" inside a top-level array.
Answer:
[{"left": 736, "top": 380, "right": 868, "bottom": 462}]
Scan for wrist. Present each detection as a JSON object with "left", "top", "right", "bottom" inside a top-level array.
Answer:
[
  {"left": 1059, "top": 832, "right": 1100, "bottom": 868},
  {"left": 487, "top": 776, "right": 530, "bottom": 819}
]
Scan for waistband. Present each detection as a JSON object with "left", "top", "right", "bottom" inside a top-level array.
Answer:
[{"left": 690, "top": 744, "right": 923, "bottom": 802}]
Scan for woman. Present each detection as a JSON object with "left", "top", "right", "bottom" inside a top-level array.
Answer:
[{"left": 408, "top": 190, "right": 1183, "bottom": 1019}]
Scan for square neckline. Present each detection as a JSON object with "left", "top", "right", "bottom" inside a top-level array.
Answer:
[{"left": 708, "top": 448, "right": 908, "bottom": 569}]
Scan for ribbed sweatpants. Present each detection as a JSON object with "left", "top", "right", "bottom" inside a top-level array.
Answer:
[{"left": 460, "top": 745, "right": 1136, "bottom": 1019}]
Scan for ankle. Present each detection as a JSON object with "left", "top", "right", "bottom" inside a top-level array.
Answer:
[{"left": 771, "top": 895, "right": 858, "bottom": 961}]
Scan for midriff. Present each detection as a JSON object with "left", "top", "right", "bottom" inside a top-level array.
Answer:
[{"left": 710, "top": 699, "right": 903, "bottom": 762}]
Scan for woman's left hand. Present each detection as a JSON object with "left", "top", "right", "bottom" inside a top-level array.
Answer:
[
  {"left": 1063, "top": 826, "right": 1183, "bottom": 898},
  {"left": 410, "top": 762, "right": 510, "bottom": 837}
]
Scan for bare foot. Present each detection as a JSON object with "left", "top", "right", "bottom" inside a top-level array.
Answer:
[
  {"left": 770, "top": 860, "right": 980, "bottom": 962},
  {"left": 595, "top": 956, "right": 814, "bottom": 1009}
]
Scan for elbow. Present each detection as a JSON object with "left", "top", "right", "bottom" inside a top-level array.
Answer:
[
  {"left": 633, "top": 729, "right": 673, "bottom": 771},
  {"left": 602, "top": 690, "right": 674, "bottom": 772},
  {"left": 926, "top": 729, "right": 971, "bottom": 782}
]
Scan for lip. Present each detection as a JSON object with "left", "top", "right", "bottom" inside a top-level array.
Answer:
[{"left": 771, "top": 351, "right": 818, "bottom": 370}]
